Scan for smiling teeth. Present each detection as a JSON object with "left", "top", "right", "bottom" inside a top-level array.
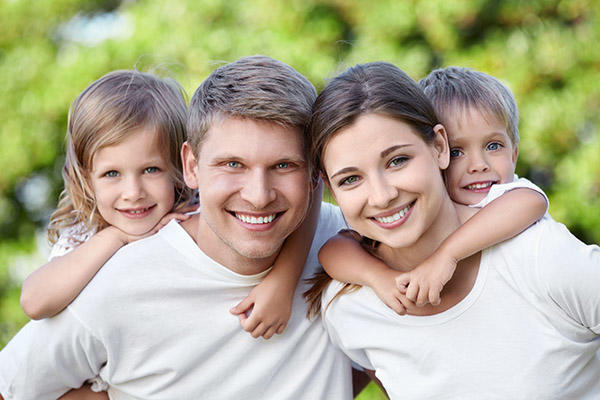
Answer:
[
  {"left": 466, "top": 182, "right": 492, "bottom": 190},
  {"left": 125, "top": 208, "right": 149, "bottom": 214},
  {"left": 235, "top": 213, "right": 276, "bottom": 224},
  {"left": 375, "top": 205, "right": 411, "bottom": 224}
]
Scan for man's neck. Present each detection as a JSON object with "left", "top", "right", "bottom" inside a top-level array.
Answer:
[{"left": 180, "top": 214, "right": 278, "bottom": 275}]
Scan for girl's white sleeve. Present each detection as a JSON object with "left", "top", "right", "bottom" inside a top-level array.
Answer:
[
  {"left": 49, "top": 224, "right": 95, "bottom": 260},
  {"left": 470, "top": 175, "right": 549, "bottom": 212}
]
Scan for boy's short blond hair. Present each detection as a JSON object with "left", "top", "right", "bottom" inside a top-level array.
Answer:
[
  {"left": 187, "top": 55, "right": 317, "bottom": 156},
  {"left": 419, "top": 66, "right": 520, "bottom": 145}
]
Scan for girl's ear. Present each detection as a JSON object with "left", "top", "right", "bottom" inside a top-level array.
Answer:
[
  {"left": 432, "top": 124, "right": 450, "bottom": 169},
  {"left": 181, "top": 142, "right": 199, "bottom": 189}
]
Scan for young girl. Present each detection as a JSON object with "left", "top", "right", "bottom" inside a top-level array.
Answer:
[
  {"left": 20, "top": 70, "right": 317, "bottom": 399},
  {"left": 316, "top": 66, "right": 548, "bottom": 313}
]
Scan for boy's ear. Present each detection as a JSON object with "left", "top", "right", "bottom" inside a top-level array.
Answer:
[
  {"left": 432, "top": 124, "right": 450, "bottom": 169},
  {"left": 512, "top": 144, "right": 519, "bottom": 165},
  {"left": 181, "top": 142, "right": 199, "bottom": 189}
]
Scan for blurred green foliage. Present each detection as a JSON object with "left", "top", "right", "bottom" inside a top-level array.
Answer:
[{"left": 0, "top": 1, "right": 598, "bottom": 396}]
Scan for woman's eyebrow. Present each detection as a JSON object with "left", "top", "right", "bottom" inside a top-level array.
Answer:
[
  {"left": 330, "top": 166, "right": 358, "bottom": 180},
  {"left": 380, "top": 144, "right": 412, "bottom": 159}
]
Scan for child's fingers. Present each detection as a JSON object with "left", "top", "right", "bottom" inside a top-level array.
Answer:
[
  {"left": 230, "top": 296, "right": 254, "bottom": 315},
  {"left": 405, "top": 281, "right": 419, "bottom": 303},
  {"left": 262, "top": 325, "right": 278, "bottom": 340},
  {"left": 276, "top": 323, "right": 287, "bottom": 335},
  {"left": 250, "top": 322, "right": 267, "bottom": 339},
  {"left": 428, "top": 285, "right": 442, "bottom": 306},
  {"left": 395, "top": 274, "right": 410, "bottom": 291},
  {"left": 416, "top": 286, "right": 429, "bottom": 307},
  {"left": 388, "top": 298, "right": 407, "bottom": 315}
]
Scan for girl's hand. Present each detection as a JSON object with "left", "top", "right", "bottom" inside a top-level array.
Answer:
[
  {"left": 396, "top": 250, "right": 458, "bottom": 307},
  {"left": 229, "top": 277, "right": 292, "bottom": 340},
  {"left": 369, "top": 268, "right": 413, "bottom": 315}
]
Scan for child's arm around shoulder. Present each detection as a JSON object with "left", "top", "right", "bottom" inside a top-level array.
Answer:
[
  {"left": 20, "top": 226, "right": 132, "bottom": 320},
  {"left": 230, "top": 182, "right": 323, "bottom": 339},
  {"left": 401, "top": 186, "right": 548, "bottom": 306},
  {"left": 319, "top": 231, "right": 410, "bottom": 314}
]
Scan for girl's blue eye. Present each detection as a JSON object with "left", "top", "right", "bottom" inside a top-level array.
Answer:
[
  {"left": 339, "top": 175, "right": 359, "bottom": 186},
  {"left": 487, "top": 142, "right": 502, "bottom": 151},
  {"left": 104, "top": 170, "right": 119, "bottom": 178},
  {"left": 389, "top": 156, "right": 408, "bottom": 167},
  {"left": 449, "top": 149, "right": 462, "bottom": 158},
  {"left": 227, "top": 161, "right": 241, "bottom": 168},
  {"left": 144, "top": 167, "right": 159, "bottom": 174}
]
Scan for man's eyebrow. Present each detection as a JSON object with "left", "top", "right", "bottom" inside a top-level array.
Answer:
[{"left": 380, "top": 144, "right": 412, "bottom": 158}]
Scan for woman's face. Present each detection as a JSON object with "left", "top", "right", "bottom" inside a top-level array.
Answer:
[{"left": 322, "top": 113, "right": 450, "bottom": 249}]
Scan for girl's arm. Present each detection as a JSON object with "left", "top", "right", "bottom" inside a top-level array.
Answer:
[
  {"left": 21, "top": 211, "right": 191, "bottom": 320},
  {"left": 20, "top": 226, "right": 129, "bottom": 320},
  {"left": 230, "top": 183, "right": 323, "bottom": 339},
  {"left": 400, "top": 187, "right": 547, "bottom": 306},
  {"left": 318, "top": 232, "right": 409, "bottom": 315}
]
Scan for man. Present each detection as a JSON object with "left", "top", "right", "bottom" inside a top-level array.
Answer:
[{"left": 0, "top": 56, "right": 352, "bottom": 399}]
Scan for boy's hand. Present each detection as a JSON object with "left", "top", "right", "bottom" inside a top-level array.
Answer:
[
  {"left": 229, "top": 276, "right": 292, "bottom": 340},
  {"left": 369, "top": 268, "right": 413, "bottom": 315},
  {"left": 396, "top": 250, "right": 458, "bottom": 307}
]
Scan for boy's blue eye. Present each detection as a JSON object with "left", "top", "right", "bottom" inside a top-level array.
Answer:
[
  {"left": 389, "top": 156, "right": 408, "bottom": 167},
  {"left": 339, "top": 175, "right": 359, "bottom": 186},
  {"left": 227, "top": 161, "right": 241, "bottom": 168},
  {"left": 104, "top": 170, "right": 119, "bottom": 178},
  {"left": 487, "top": 142, "right": 502, "bottom": 151},
  {"left": 449, "top": 149, "right": 462, "bottom": 158},
  {"left": 144, "top": 167, "right": 159, "bottom": 174}
]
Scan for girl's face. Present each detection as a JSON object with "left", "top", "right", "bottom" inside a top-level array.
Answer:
[
  {"left": 322, "top": 113, "right": 449, "bottom": 249},
  {"left": 89, "top": 128, "right": 175, "bottom": 236}
]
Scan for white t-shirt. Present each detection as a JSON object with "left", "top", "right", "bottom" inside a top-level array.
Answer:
[
  {"left": 322, "top": 217, "right": 600, "bottom": 399},
  {"left": 471, "top": 175, "right": 549, "bottom": 214},
  {"left": 0, "top": 202, "right": 352, "bottom": 400}
]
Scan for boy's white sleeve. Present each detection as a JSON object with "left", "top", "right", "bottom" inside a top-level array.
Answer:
[
  {"left": 535, "top": 221, "right": 600, "bottom": 334},
  {"left": 470, "top": 175, "right": 549, "bottom": 212},
  {"left": 0, "top": 309, "right": 106, "bottom": 400}
]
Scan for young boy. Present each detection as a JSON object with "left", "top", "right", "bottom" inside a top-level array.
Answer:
[{"left": 318, "top": 66, "right": 549, "bottom": 312}]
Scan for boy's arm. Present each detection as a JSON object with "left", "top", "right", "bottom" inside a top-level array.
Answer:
[
  {"left": 402, "top": 187, "right": 547, "bottom": 306},
  {"left": 20, "top": 226, "right": 129, "bottom": 320},
  {"left": 58, "top": 385, "right": 108, "bottom": 400},
  {"left": 230, "top": 182, "right": 323, "bottom": 339},
  {"left": 319, "top": 232, "right": 409, "bottom": 314}
]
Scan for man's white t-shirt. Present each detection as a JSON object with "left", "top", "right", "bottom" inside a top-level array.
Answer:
[
  {"left": 322, "top": 214, "right": 600, "bottom": 398},
  {"left": 0, "top": 202, "right": 352, "bottom": 400}
]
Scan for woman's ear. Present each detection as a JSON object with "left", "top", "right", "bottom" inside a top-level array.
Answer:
[
  {"left": 181, "top": 142, "right": 199, "bottom": 189},
  {"left": 432, "top": 124, "right": 450, "bottom": 169}
]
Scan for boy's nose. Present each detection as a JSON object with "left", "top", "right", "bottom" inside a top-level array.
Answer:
[
  {"left": 240, "top": 170, "right": 276, "bottom": 208},
  {"left": 467, "top": 153, "right": 490, "bottom": 173}
]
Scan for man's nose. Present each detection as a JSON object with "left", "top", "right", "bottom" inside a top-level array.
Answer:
[{"left": 239, "top": 169, "right": 276, "bottom": 208}]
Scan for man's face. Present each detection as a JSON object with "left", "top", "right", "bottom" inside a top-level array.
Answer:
[{"left": 182, "top": 117, "right": 310, "bottom": 272}]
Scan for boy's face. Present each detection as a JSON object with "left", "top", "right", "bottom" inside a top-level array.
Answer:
[{"left": 443, "top": 106, "right": 518, "bottom": 205}]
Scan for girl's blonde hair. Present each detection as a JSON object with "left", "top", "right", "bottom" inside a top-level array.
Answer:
[{"left": 47, "top": 70, "right": 191, "bottom": 245}]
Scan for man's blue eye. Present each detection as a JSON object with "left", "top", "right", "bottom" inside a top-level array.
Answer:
[{"left": 227, "top": 161, "right": 241, "bottom": 168}]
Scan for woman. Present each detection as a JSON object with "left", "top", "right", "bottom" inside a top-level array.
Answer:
[{"left": 307, "top": 62, "right": 600, "bottom": 399}]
